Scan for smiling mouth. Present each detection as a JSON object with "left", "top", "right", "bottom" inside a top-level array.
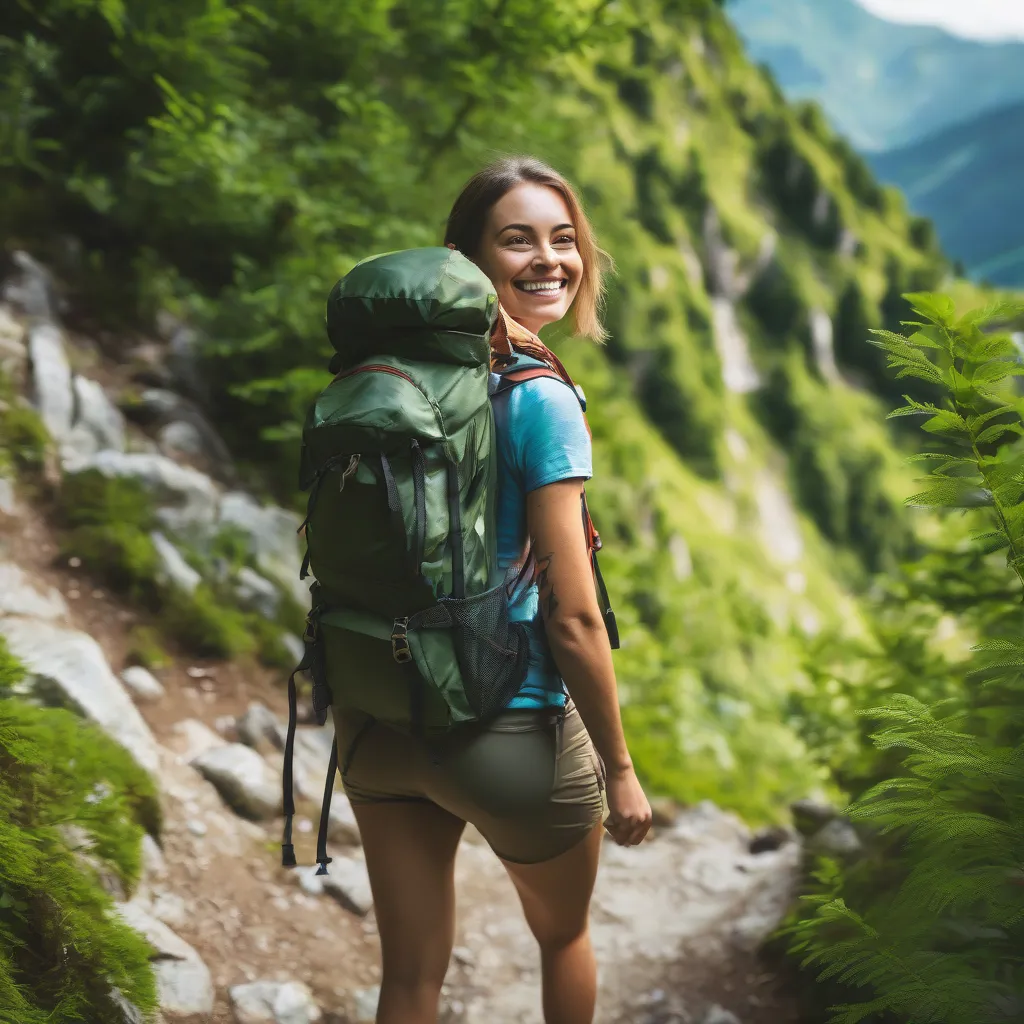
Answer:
[{"left": 514, "top": 279, "right": 568, "bottom": 294}]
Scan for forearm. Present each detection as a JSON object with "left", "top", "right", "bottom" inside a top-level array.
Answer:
[{"left": 544, "top": 613, "right": 632, "bottom": 774}]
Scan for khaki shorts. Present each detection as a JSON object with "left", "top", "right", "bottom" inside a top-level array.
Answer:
[{"left": 334, "top": 701, "right": 606, "bottom": 864}]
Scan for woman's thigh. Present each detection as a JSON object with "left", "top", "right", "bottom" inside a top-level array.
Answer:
[
  {"left": 501, "top": 822, "right": 604, "bottom": 947},
  {"left": 353, "top": 800, "right": 466, "bottom": 983}
]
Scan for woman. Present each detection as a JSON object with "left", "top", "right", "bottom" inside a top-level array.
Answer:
[{"left": 338, "top": 157, "right": 652, "bottom": 1024}]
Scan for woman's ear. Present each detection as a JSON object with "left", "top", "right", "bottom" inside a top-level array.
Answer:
[{"left": 446, "top": 242, "right": 457, "bottom": 251}]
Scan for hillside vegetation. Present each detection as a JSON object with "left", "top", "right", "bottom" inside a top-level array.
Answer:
[
  {"left": 0, "top": 0, "right": 969, "bottom": 819},
  {"left": 8, "top": 2, "right": 1024, "bottom": 1022}
]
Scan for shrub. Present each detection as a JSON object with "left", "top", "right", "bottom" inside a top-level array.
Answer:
[
  {"left": 0, "top": 638, "right": 158, "bottom": 1023},
  {"left": 786, "top": 293, "right": 1024, "bottom": 1023},
  {"left": 161, "top": 583, "right": 255, "bottom": 660}
]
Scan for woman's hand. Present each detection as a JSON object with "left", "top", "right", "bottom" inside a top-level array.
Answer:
[{"left": 603, "top": 763, "right": 653, "bottom": 847}]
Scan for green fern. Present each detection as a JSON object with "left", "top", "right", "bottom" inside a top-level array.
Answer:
[{"left": 787, "top": 294, "right": 1024, "bottom": 1024}]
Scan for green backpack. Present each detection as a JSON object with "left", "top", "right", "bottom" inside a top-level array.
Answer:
[{"left": 281, "top": 246, "right": 616, "bottom": 873}]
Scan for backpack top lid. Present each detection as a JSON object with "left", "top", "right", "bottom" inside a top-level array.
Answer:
[{"left": 326, "top": 247, "right": 499, "bottom": 372}]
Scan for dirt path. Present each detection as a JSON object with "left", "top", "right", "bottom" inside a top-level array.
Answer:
[{"left": 2, "top": 473, "right": 803, "bottom": 1024}]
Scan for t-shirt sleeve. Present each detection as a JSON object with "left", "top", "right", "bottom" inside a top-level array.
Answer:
[{"left": 507, "top": 376, "right": 593, "bottom": 493}]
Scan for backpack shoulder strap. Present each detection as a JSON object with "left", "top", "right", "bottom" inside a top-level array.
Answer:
[
  {"left": 491, "top": 353, "right": 618, "bottom": 648},
  {"left": 491, "top": 355, "right": 589, "bottom": 425}
]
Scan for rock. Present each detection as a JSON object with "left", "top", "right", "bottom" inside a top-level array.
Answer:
[
  {"left": 150, "top": 530, "right": 201, "bottom": 593},
  {"left": 807, "top": 818, "right": 863, "bottom": 858},
  {"left": 710, "top": 298, "right": 760, "bottom": 394},
  {"left": 451, "top": 946, "right": 475, "bottom": 967},
  {"left": 321, "top": 852, "right": 374, "bottom": 916},
  {"left": 790, "top": 798, "right": 837, "bottom": 837},
  {"left": 668, "top": 534, "right": 692, "bottom": 581},
  {"left": 748, "top": 825, "right": 793, "bottom": 854},
  {"left": 0, "top": 305, "right": 26, "bottom": 345},
  {"left": 236, "top": 702, "right": 285, "bottom": 752},
  {"left": 649, "top": 796, "right": 681, "bottom": 829},
  {"left": 0, "top": 617, "right": 159, "bottom": 776},
  {"left": 0, "top": 563, "right": 68, "bottom": 621},
  {"left": 0, "top": 306, "right": 27, "bottom": 383},
  {"left": 28, "top": 322, "right": 73, "bottom": 440},
  {"left": 809, "top": 308, "right": 839, "bottom": 383},
  {"left": 327, "top": 792, "right": 361, "bottom": 847},
  {"left": 230, "top": 980, "right": 322, "bottom": 1023},
  {"left": 0, "top": 477, "right": 15, "bottom": 516},
  {"left": 350, "top": 986, "right": 380, "bottom": 1023},
  {"left": 217, "top": 491, "right": 307, "bottom": 606},
  {"left": 141, "top": 834, "right": 167, "bottom": 882},
  {"left": 168, "top": 718, "right": 227, "bottom": 762},
  {"left": 125, "top": 388, "right": 233, "bottom": 468},
  {"left": 754, "top": 470, "right": 803, "bottom": 567},
  {"left": 61, "top": 375, "right": 126, "bottom": 461},
  {"left": 701, "top": 1006, "right": 741, "bottom": 1024},
  {"left": 281, "top": 633, "right": 305, "bottom": 665},
  {"left": 233, "top": 566, "right": 282, "bottom": 619},
  {"left": 108, "top": 986, "right": 146, "bottom": 1024},
  {"left": 61, "top": 450, "right": 220, "bottom": 535},
  {"left": 150, "top": 891, "right": 188, "bottom": 928},
  {"left": 167, "top": 324, "right": 208, "bottom": 403},
  {"left": 1, "top": 250, "right": 60, "bottom": 321},
  {"left": 191, "top": 743, "right": 282, "bottom": 820},
  {"left": 158, "top": 419, "right": 206, "bottom": 459},
  {"left": 117, "top": 900, "right": 214, "bottom": 1016},
  {"left": 120, "top": 665, "right": 165, "bottom": 702}
]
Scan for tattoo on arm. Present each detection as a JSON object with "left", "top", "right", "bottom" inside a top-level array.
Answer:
[{"left": 535, "top": 552, "right": 560, "bottom": 619}]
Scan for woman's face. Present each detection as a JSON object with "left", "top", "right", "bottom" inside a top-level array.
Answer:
[{"left": 474, "top": 182, "right": 584, "bottom": 336}]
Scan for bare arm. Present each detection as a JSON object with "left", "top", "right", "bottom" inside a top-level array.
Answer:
[{"left": 527, "top": 478, "right": 651, "bottom": 845}]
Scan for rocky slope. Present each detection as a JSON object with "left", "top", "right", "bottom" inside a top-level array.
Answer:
[{"left": 0, "top": 261, "right": 837, "bottom": 1022}]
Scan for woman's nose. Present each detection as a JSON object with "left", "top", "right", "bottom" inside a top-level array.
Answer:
[{"left": 533, "top": 245, "right": 558, "bottom": 267}]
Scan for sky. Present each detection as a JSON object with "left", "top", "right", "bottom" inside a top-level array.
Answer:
[{"left": 856, "top": 0, "right": 1024, "bottom": 41}]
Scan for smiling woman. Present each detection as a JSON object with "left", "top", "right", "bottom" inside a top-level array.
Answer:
[
  {"left": 444, "top": 156, "right": 611, "bottom": 340},
  {"left": 331, "top": 156, "right": 649, "bottom": 1024}
]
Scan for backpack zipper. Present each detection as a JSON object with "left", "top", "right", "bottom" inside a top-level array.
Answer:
[{"left": 334, "top": 363, "right": 419, "bottom": 388}]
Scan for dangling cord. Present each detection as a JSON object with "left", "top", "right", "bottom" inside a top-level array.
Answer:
[
  {"left": 315, "top": 739, "right": 339, "bottom": 875},
  {"left": 281, "top": 667, "right": 299, "bottom": 867}
]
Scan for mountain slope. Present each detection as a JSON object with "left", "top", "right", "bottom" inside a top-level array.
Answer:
[
  {"left": 869, "top": 101, "right": 1024, "bottom": 286},
  {"left": 0, "top": 0, "right": 992, "bottom": 821},
  {"left": 728, "top": 0, "right": 1024, "bottom": 151}
]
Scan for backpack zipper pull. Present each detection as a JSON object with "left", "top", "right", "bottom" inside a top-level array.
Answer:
[{"left": 338, "top": 453, "right": 360, "bottom": 492}]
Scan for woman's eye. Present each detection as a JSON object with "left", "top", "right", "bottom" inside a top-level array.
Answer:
[
  {"left": 507, "top": 236, "right": 530, "bottom": 245},
  {"left": 554, "top": 234, "right": 576, "bottom": 246}
]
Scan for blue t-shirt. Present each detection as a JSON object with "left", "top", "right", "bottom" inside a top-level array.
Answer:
[{"left": 490, "top": 374, "right": 593, "bottom": 709}]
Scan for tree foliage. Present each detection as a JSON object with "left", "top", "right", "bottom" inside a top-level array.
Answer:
[{"left": 786, "top": 294, "right": 1024, "bottom": 1023}]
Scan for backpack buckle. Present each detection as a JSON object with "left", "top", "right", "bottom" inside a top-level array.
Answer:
[
  {"left": 302, "top": 613, "right": 318, "bottom": 645},
  {"left": 391, "top": 616, "right": 412, "bottom": 664}
]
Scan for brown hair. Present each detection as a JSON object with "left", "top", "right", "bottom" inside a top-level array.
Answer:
[{"left": 444, "top": 156, "right": 611, "bottom": 341}]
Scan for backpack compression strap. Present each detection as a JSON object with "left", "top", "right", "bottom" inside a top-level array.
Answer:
[{"left": 493, "top": 362, "right": 619, "bottom": 650}]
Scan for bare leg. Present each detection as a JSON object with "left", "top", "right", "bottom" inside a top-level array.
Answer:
[
  {"left": 502, "top": 824, "right": 604, "bottom": 1024},
  {"left": 353, "top": 801, "right": 466, "bottom": 1024}
]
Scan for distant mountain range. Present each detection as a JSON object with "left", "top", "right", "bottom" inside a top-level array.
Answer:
[
  {"left": 729, "top": 0, "right": 1024, "bottom": 285},
  {"left": 869, "top": 101, "right": 1024, "bottom": 287}
]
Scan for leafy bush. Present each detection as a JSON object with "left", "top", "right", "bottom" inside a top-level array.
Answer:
[
  {"left": 0, "top": 638, "right": 158, "bottom": 1023},
  {"left": 786, "top": 293, "right": 1024, "bottom": 1023},
  {"left": 161, "top": 583, "right": 256, "bottom": 660}
]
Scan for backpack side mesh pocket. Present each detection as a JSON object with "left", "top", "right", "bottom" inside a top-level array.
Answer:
[{"left": 410, "top": 566, "right": 529, "bottom": 721}]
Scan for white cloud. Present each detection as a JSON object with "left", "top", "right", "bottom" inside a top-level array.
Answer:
[{"left": 856, "top": 0, "right": 1024, "bottom": 41}]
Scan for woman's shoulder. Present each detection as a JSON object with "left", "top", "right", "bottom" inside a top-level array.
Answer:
[{"left": 505, "top": 371, "right": 584, "bottom": 421}]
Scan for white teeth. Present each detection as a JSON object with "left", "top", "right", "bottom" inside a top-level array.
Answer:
[{"left": 519, "top": 281, "right": 564, "bottom": 292}]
